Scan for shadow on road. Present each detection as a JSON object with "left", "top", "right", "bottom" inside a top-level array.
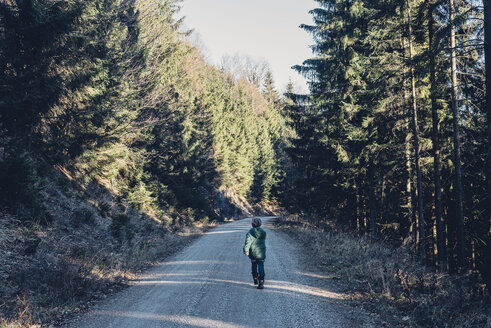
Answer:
[
  {"left": 130, "top": 273, "right": 346, "bottom": 300},
  {"left": 91, "top": 311, "right": 249, "bottom": 328}
]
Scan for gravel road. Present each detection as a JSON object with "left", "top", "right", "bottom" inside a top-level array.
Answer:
[{"left": 65, "top": 217, "right": 378, "bottom": 328}]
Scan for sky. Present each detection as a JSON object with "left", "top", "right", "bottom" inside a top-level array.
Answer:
[{"left": 179, "top": 0, "right": 316, "bottom": 94}]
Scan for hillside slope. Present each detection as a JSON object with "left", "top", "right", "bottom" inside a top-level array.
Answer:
[{"left": 0, "top": 158, "right": 237, "bottom": 327}]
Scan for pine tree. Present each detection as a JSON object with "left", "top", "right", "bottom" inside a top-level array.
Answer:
[
  {"left": 263, "top": 71, "right": 280, "bottom": 105},
  {"left": 0, "top": 0, "right": 83, "bottom": 145},
  {"left": 427, "top": 0, "right": 445, "bottom": 269}
]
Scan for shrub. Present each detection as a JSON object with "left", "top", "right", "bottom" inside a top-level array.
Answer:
[
  {"left": 12, "top": 254, "right": 96, "bottom": 307},
  {"left": 34, "top": 207, "right": 54, "bottom": 226},
  {"left": 22, "top": 228, "right": 41, "bottom": 256},
  {"left": 0, "top": 152, "right": 38, "bottom": 207},
  {"left": 110, "top": 213, "right": 131, "bottom": 241},
  {"left": 71, "top": 208, "right": 96, "bottom": 227},
  {"left": 199, "top": 216, "right": 210, "bottom": 224},
  {"left": 98, "top": 201, "right": 111, "bottom": 217},
  {"left": 70, "top": 245, "right": 86, "bottom": 258},
  {"left": 0, "top": 152, "right": 55, "bottom": 226}
]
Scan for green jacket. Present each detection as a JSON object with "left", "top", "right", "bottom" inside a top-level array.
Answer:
[{"left": 243, "top": 227, "right": 267, "bottom": 260}]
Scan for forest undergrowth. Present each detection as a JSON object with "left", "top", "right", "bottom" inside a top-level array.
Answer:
[{"left": 274, "top": 216, "right": 490, "bottom": 328}]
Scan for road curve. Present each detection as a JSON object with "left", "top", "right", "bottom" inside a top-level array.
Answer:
[{"left": 65, "top": 217, "right": 378, "bottom": 328}]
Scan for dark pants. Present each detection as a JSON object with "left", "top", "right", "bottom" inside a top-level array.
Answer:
[{"left": 251, "top": 259, "right": 265, "bottom": 279}]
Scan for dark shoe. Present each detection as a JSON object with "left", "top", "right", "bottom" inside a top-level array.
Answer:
[
  {"left": 257, "top": 279, "right": 264, "bottom": 289},
  {"left": 253, "top": 277, "right": 258, "bottom": 285}
]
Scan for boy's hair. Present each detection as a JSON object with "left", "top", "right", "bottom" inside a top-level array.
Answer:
[{"left": 251, "top": 218, "right": 262, "bottom": 227}]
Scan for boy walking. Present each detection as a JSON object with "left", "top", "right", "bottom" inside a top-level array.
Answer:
[{"left": 243, "top": 218, "right": 267, "bottom": 289}]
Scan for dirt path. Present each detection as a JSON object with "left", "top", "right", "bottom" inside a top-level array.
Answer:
[{"left": 64, "top": 217, "right": 378, "bottom": 328}]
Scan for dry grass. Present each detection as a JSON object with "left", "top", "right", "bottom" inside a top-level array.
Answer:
[
  {"left": 0, "top": 214, "right": 213, "bottom": 328},
  {"left": 0, "top": 167, "right": 219, "bottom": 328},
  {"left": 274, "top": 215, "right": 491, "bottom": 328},
  {"left": 0, "top": 295, "right": 35, "bottom": 328}
]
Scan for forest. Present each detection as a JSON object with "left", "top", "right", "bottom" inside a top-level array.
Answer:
[
  {"left": 287, "top": 0, "right": 490, "bottom": 279},
  {"left": 0, "top": 0, "right": 490, "bottom": 326},
  {"left": 0, "top": 0, "right": 285, "bottom": 221}
]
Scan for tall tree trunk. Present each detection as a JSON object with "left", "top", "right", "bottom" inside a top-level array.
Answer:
[
  {"left": 449, "top": 0, "right": 465, "bottom": 270},
  {"left": 485, "top": 0, "right": 491, "bottom": 161},
  {"left": 355, "top": 180, "right": 361, "bottom": 235},
  {"left": 483, "top": 0, "right": 491, "bottom": 293},
  {"left": 428, "top": 0, "right": 445, "bottom": 270},
  {"left": 402, "top": 32, "right": 416, "bottom": 245},
  {"left": 380, "top": 173, "right": 386, "bottom": 224},
  {"left": 406, "top": 0, "right": 426, "bottom": 263},
  {"left": 406, "top": 136, "right": 418, "bottom": 244},
  {"left": 350, "top": 182, "right": 358, "bottom": 232},
  {"left": 368, "top": 163, "right": 377, "bottom": 239},
  {"left": 363, "top": 195, "right": 368, "bottom": 234}
]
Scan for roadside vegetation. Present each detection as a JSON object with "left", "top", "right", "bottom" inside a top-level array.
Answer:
[
  {"left": 0, "top": 157, "right": 219, "bottom": 328},
  {"left": 275, "top": 216, "right": 490, "bottom": 328}
]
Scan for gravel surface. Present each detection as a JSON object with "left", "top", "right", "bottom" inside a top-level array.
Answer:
[{"left": 64, "top": 217, "right": 379, "bottom": 328}]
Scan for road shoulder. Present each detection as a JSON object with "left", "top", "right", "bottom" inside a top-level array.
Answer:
[{"left": 269, "top": 218, "right": 384, "bottom": 327}]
